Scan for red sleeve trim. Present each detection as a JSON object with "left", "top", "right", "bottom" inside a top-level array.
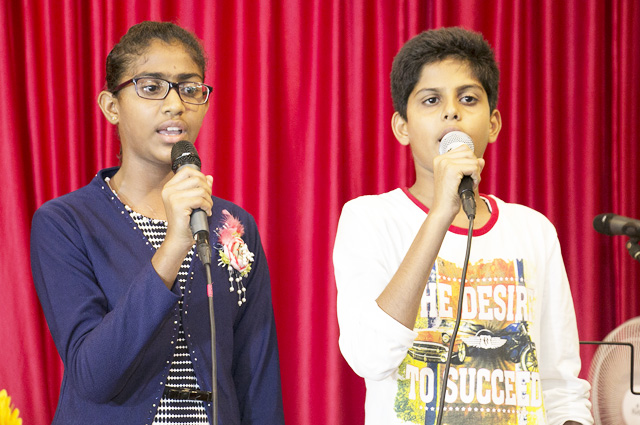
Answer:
[{"left": 401, "top": 187, "right": 499, "bottom": 236}]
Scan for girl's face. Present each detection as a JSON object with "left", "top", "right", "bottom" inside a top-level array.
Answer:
[{"left": 107, "top": 39, "right": 209, "bottom": 169}]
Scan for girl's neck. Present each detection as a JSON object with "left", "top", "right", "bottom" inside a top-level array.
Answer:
[{"left": 109, "top": 162, "right": 172, "bottom": 220}]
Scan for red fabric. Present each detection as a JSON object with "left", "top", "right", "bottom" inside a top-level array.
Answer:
[{"left": 0, "top": 1, "right": 638, "bottom": 424}]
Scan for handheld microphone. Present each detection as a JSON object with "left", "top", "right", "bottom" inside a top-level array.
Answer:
[
  {"left": 593, "top": 213, "right": 640, "bottom": 238},
  {"left": 439, "top": 131, "right": 476, "bottom": 219},
  {"left": 171, "top": 140, "right": 212, "bottom": 265}
]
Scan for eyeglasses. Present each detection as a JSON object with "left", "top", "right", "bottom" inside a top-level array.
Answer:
[{"left": 112, "top": 77, "right": 213, "bottom": 105}]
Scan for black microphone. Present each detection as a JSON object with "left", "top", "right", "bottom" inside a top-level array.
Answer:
[
  {"left": 593, "top": 213, "right": 640, "bottom": 238},
  {"left": 171, "top": 140, "right": 212, "bottom": 265},
  {"left": 439, "top": 131, "right": 476, "bottom": 219}
]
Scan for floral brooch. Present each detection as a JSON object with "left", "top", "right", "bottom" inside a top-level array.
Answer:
[{"left": 216, "top": 209, "right": 254, "bottom": 305}]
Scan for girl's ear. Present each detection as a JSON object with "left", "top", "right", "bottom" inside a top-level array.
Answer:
[{"left": 97, "top": 90, "right": 119, "bottom": 124}]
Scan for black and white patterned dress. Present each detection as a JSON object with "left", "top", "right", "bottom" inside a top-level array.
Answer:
[{"left": 112, "top": 192, "right": 210, "bottom": 425}]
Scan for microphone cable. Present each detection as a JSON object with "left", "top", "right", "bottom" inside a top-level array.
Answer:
[
  {"left": 433, "top": 214, "right": 474, "bottom": 425},
  {"left": 204, "top": 260, "right": 218, "bottom": 425}
]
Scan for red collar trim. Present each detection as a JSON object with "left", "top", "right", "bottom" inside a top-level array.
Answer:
[{"left": 401, "top": 187, "right": 499, "bottom": 236}]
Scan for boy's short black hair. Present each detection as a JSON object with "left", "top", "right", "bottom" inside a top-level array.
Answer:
[{"left": 390, "top": 27, "right": 499, "bottom": 120}]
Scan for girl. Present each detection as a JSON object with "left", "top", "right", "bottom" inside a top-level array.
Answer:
[{"left": 31, "top": 21, "right": 284, "bottom": 424}]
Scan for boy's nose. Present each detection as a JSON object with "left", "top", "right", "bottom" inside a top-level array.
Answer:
[{"left": 442, "top": 101, "right": 460, "bottom": 120}]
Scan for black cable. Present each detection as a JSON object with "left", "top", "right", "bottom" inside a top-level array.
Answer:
[
  {"left": 579, "top": 341, "right": 640, "bottom": 395},
  {"left": 433, "top": 216, "right": 474, "bottom": 425},
  {"left": 205, "top": 262, "right": 218, "bottom": 424}
]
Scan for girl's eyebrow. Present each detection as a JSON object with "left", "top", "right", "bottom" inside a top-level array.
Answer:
[{"left": 135, "top": 71, "right": 204, "bottom": 81}]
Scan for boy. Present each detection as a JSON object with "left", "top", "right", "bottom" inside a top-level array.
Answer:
[{"left": 333, "top": 27, "right": 593, "bottom": 425}]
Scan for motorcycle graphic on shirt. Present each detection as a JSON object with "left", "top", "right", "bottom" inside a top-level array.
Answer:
[{"left": 464, "top": 321, "right": 538, "bottom": 372}]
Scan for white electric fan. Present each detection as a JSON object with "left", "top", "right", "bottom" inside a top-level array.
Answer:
[{"left": 586, "top": 316, "right": 640, "bottom": 424}]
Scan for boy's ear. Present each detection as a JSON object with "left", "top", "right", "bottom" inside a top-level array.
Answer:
[
  {"left": 488, "top": 108, "right": 502, "bottom": 144},
  {"left": 97, "top": 90, "right": 120, "bottom": 124},
  {"left": 391, "top": 112, "right": 410, "bottom": 146}
]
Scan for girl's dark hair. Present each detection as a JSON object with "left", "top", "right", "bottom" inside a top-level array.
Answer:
[
  {"left": 106, "top": 21, "right": 207, "bottom": 92},
  {"left": 390, "top": 27, "right": 500, "bottom": 120}
]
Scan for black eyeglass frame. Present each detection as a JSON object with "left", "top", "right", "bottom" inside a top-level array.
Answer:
[{"left": 111, "top": 77, "right": 213, "bottom": 105}]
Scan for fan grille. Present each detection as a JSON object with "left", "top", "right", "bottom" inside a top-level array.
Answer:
[{"left": 588, "top": 316, "right": 640, "bottom": 425}]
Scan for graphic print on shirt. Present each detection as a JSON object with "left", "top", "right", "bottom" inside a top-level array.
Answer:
[{"left": 394, "top": 257, "right": 545, "bottom": 424}]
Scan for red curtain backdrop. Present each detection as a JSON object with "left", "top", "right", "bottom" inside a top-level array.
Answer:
[{"left": 1, "top": 1, "right": 639, "bottom": 424}]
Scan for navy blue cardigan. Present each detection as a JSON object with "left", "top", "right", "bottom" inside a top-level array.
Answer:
[{"left": 31, "top": 168, "right": 284, "bottom": 424}]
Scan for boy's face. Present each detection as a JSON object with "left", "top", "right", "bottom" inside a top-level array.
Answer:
[{"left": 392, "top": 58, "right": 501, "bottom": 176}]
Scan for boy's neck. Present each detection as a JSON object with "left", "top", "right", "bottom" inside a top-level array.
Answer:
[{"left": 407, "top": 183, "right": 493, "bottom": 228}]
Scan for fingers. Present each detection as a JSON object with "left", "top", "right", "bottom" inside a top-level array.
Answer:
[
  {"left": 161, "top": 168, "right": 214, "bottom": 248},
  {"left": 164, "top": 167, "right": 214, "bottom": 216},
  {"left": 432, "top": 145, "right": 483, "bottom": 218},
  {"left": 437, "top": 145, "right": 483, "bottom": 186}
]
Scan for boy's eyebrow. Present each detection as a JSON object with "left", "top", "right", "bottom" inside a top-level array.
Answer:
[
  {"left": 414, "top": 83, "right": 485, "bottom": 96},
  {"left": 456, "top": 83, "right": 485, "bottom": 93}
]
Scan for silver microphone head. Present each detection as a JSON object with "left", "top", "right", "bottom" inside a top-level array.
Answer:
[{"left": 439, "top": 131, "right": 474, "bottom": 155}]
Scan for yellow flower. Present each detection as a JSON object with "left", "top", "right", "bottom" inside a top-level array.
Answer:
[{"left": 0, "top": 390, "right": 22, "bottom": 425}]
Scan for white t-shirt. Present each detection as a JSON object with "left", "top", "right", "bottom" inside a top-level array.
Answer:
[{"left": 333, "top": 188, "right": 593, "bottom": 425}]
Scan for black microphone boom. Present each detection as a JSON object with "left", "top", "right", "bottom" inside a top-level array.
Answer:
[
  {"left": 439, "top": 131, "right": 476, "bottom": 219},
  {"left": 626, "top": 239, "right": 640, "bottom": 262},
  {"left": 593, "top": 213, "right": 640, "bottom": 238},
  {"left": 171, "top": 140, "right": 212, "bottom": 265}
]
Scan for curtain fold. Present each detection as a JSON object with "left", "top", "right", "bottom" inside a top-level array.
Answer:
[{"left": 1, "top": 1, "right": 638, "bottom": 424}]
